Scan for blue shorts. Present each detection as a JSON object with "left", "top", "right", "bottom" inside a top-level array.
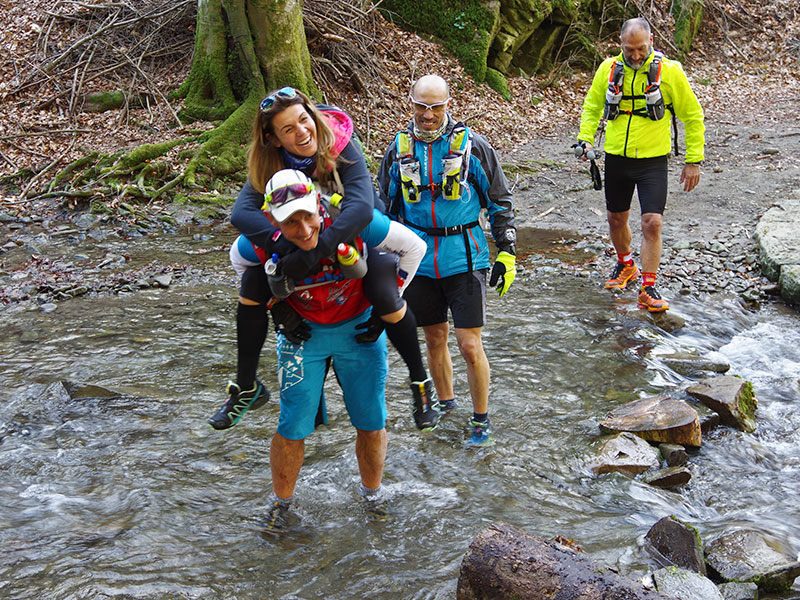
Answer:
[{"left": 275, "top": 310, "right": 388, "bottom": 440}]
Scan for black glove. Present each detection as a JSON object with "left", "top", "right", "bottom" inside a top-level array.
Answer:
[
  {"left": 280, "top": 249, "right": 321, "bottom": 280},
  {"left": 354, "top": 313, "right": 385, "bottom": 343},
  {"left": 269, "top": 301, "right": 311, "bottom": 344}
]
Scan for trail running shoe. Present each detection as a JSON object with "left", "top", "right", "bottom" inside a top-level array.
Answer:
[
  {"left": 261, "top": 499, "right": 292, "bottom": 533},
  {"left": 637, "top": 286, "right": 670, "bottom": 312},
  {"left": 410, "top": 378, "right": 441, "bottom": 431},
  {"left": 605, "top": 262, "right": 640, "bottom": 290},
  {"left": 208, "top": 380, "right": 269, "bottom": 430},
  {"left": 359, "top": 484, "right": 390, "bottom": 518},
  {"left": 466, "top": 418, "right": 494, "bottom": 448}
]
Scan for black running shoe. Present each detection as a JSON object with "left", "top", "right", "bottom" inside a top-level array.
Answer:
[
  {"left": 261, "top": 500, "right": 291, "bottom": 533},
  {"left": 410, "top": 378, "right": 441, "bottom": 431},
  {"left": 208, "top": 380, "right": 269, "bottom": 430}
]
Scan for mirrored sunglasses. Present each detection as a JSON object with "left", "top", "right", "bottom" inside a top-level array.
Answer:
[
  {"left": 410, "top": 96, "right": 450, "bottom": 113},
  {"left": 260, "top": 87, "right": 298, "bottom": 111},
  {"left": 263, "top": 182, "right": 315, "bottom": 210}
]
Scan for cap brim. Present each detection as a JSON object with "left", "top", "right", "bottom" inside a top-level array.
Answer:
[{"left": 268, "top": 195, "right": 318, "bottom": 222}]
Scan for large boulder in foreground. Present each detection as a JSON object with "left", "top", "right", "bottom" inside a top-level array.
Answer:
[
  {"left": 686, "top": 375, "right": 757, "bottom": 433},
  {"left": 457, "top": 522, "right": 672, "bottom": 599},
  {"left": 705, "top": 530, "right": 800, "bottom": 593},
  {"left": 754, "top": 199, "right": 800, "bottom": 306},
  {"left": 600, "top": 395, "right": 702, "bottom": 447}
]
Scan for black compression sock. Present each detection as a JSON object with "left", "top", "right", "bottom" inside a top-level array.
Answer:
[
  {"left": 236, "top": 302, "right": 268, "bottom": 389},
  {"left": 383, "top": 309, "right": 427, "bottom": 382}
]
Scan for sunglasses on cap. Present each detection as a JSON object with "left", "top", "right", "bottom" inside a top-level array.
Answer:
[
  {"left": 262, "top": 182, "right": 315, "bottom": 211},
  {"left": 260, "top": 87, "right": 298, "bottom": 111},
  {"left": 410, "top": 95, "right": 450, "bottom": 113}
]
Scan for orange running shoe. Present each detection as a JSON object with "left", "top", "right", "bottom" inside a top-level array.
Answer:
[
  {"left": 604, "top": 262, "right": 641, "bottom": 290},
  {"left": 638, "top": 286, "right": 669, "bottom": 312}
]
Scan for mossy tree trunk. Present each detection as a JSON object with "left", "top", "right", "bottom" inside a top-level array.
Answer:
[{"left": 176, "top": 0, "right": 320, "bottom": 186}]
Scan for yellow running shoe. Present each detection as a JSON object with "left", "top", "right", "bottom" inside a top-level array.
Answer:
[
  {"left": 638, "top": 286, "right": 670, "bottom": 312},
  {"left": 604, "top": 262, "right": 641, "bottom": 290}
]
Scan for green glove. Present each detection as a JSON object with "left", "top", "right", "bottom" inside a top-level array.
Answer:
[{"left": 488, "top": 251, "right": 516, "bottom": 297}]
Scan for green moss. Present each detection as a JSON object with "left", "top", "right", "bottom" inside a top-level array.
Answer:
[
  {"left": 485, "top": 68, "right": 511, "bottom": 100},
  {"left": 379, "top": 0, "right": 498, "bottom": 81}
]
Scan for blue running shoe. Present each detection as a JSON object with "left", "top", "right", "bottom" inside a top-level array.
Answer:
[
  {"left": 439, "top": 398, "right": 458, "bottom": 413},
  {"left": 466, "top": 418, "right": 494, "bottom": 447},
  {"left": 208, "top": 380, "right": 268, "bottom": 430}
]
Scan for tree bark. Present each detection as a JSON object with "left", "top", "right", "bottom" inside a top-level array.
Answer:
[
  {"left": 176, "top": 0, "right": 320, "bottom": 185},
  {"left": 457, "top": 522, "right": 673, "bottom": 600}
]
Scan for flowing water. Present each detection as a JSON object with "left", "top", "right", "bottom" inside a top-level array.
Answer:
[{"left": 1, "top": 227, "right": 799, "bottom": 599}]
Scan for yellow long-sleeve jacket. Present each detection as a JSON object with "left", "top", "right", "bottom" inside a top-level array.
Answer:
[{"left": 578, "top": 51, "right": 705, "bottom": 164}]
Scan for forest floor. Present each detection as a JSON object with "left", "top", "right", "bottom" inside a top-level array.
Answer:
[{"left": 0, "top": 1, "right": 799, "bottom": 307}]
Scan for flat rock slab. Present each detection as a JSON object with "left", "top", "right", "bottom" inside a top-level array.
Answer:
[
  {"left": 589, "top": 431, "right": 661, "bottom": 476},
  {"left": 653, "top": 566, "right": 723, "bottom": 600},
  {"left": 686, "top": 375, "right": 757, "bottom": 433},
  {"left": 645, "top": 516, "right": 706, "bottom": 575},
  {"left": 600, "top": 395, "right": 702, "bottom": 447},
  {"left": 642, "top": 466, "right": 691, "bottom": 488},
  {"left": 754, "top": 200, "right": 800, "bottom": 281},
  {"left": 705, "top": 530, "right": 800, "bottom": 593},
  {"left": 718, "top": 581, "right": 759, "bottom": 600},
  {"left": 661, "top": 352, "right": 730, "bottom": 375}
]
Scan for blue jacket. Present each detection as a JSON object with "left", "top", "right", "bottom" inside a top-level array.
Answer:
[{"left": 377, "top": 117, "right": 516, "bottom": 279}]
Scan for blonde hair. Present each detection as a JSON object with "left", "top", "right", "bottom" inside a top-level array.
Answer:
[{"left": 247, "top": 88, "right": 339, "bottom": 193}]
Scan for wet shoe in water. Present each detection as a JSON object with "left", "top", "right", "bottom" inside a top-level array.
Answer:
[
  {"left": 208, "top": 380, "right": 269, "bottom": 430},
  {"left": 466, "top": 418, "right": 494, "bottom": 448},
  {"left": 605, "top": 262, "right": 640, "bottom": 290},
  {"left": 637, "top": 285, "right": 669, "bottom": 312},
  {"left": 359, "top": 484, "right": 390, "bottom": 519},
  {"left": 410, "top": 378, "right": 441, "bottom": 431},
  {"left": 260, "top": 499, "right": 293, "bottom": 534},
  {"left": 438, "top": 398, "right": 458, "bottom": 413}
]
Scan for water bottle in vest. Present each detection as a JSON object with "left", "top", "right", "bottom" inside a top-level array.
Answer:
[
  {"left": 603, "top": 62, "right": 625, "bottom": 120},
  {"left": 644, "top": 56, "right": 666, "bottom": 120},
  {"left": 266, "top": 253, "right": 295, "bottom": 298},
  {"left": 336, "top": 243, "right": 367, "bottom": 279}
]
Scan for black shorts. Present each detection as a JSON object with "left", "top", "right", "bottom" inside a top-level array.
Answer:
[
  {"left": 604, "top": 154, "right": 669, "bottom": 215},
  {"left": 403, "top": 270, "right": 487, "bottom": 329}
]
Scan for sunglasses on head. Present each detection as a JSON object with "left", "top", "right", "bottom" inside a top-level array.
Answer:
[
  {"left": 260, "top": 87, "right": 298, "bottom": 111},
  {"left": 263, "top": 182, "right": 315, "bottom": 210},
  {"left": 410, "top": 96, "right": 450, "bottom": 113}
]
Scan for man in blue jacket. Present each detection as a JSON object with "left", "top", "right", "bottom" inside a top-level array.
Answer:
[{"left": 377, "top": 74, "right": 517, "bottom": 447}]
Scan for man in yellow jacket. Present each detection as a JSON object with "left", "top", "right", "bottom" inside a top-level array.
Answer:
[{"left": 577, "top": 17, "right": 705, "bottom": 312}]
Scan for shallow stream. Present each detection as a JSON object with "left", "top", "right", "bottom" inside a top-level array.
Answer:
[{"left": 1, "top": 226, "right": 798, "bottom": 599}]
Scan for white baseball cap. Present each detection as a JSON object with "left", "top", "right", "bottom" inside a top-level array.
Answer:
[{"left": 262, "top": 169, "right": 319, "bottom": 222}]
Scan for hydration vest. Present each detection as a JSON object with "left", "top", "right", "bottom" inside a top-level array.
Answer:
[
  {"left": 395, "top": 124, "right": 476, "bottom": 205},
  {"left": 391, "top": 125, "right": 489, "bottom": 285},
  {"left": 603, "top": 51, "right": 680, "bottom": 154},
  {"left": 603, "top": 51, "right": 668, "bottom": 121}
]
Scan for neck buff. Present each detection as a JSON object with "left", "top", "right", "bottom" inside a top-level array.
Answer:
[
  {"left": 413, "top": 114, "right": 451, "bottom": 143},
  {"left": 281, "top": 147, "right": 316, "bottom": 171}
]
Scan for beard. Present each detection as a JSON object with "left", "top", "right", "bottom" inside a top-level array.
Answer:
[{"left": 623, "top": 49, "right": 651, "bottom": 71}]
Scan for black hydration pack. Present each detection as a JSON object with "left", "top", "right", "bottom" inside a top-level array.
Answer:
[{"left": 603, "top": 51, "right": 667, "bottom": 121}]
